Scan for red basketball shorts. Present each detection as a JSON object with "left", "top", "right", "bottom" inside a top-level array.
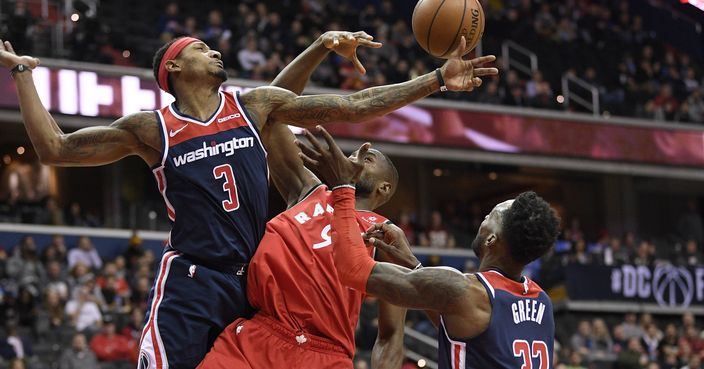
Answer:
[{"left": 197, "top": 314, "right": 352, "bottom": 369}]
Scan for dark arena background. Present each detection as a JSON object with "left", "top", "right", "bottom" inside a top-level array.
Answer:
[{"left": 1, "top": 0, "right": 704, "bottom": 368}]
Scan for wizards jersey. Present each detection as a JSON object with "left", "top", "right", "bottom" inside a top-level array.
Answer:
[
  {"left": 247, "top": 184, "right": 388, "bottom": 357},
  {"left": 152, "top": 91, "right": 268, "bottom": 268},
  {"left": 438, "top": 270, "right": 554, "bottom": 369}
]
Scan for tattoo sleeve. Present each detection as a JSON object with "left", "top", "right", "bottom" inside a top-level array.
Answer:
[
  {"left": 366, "top": 264, "right": 472, "bottom": 313},
  {"left": 52, "top": 112, "right": 157, "bottom": 167},
  {"left": 264, "top": 72, "right": 440, "bottom": 128}
]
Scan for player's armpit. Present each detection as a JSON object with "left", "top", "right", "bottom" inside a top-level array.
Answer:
[
  {"left": 366, "top": 264, "right": 473, "bottom": 314},
  {"left": 43, "top": 112, "right": 160, "bottom": 167},
  {"left": 260, "top": 122, "right": 319, "bottom": 207}
]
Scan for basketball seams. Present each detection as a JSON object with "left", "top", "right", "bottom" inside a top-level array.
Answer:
[
  {"left": 426, "top": 0, "right": 447, "bottom": 57},
  {"left": 439, "top": 0, "right": 467, "bottom": 58}
]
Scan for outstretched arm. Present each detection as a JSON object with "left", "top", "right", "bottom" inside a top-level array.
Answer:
[
  {"left": 0, "top": 40, "right": 160, "bottom": 167},
  {"left": 265, "top": 31, "right": 380, "bottom": 206},
  {"left": 242, "top": 36, "right": 498, "bottom": 129},
  {"left": 331, "top": 187, "right": 472, "bottom": 313}
]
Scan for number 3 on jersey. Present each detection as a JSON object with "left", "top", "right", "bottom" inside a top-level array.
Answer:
[
  {"left": 213, "top": 164, "right": 240, "bottom": 212},
  {"left": 513, "top": 340, "right": 549, "bottom": 369}
]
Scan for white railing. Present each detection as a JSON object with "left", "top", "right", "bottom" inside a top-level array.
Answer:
[
  {"left": 404, "top": 327, "right": 439, "bottom": 369},
  {"left": 501, "top": 40, "right": 538, "bottom": 77},
  {"left": 561, "top": 74, "right": 600, "bottom": 116}
]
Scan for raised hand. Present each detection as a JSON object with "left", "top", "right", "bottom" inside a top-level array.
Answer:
[
  {"left": 439, "top": 36, "right": 498, "bottom": 92},
  {"left": 0, "top": 40, "right": 40, "bottom": 70},
  {"left": 321, "top": 31, "right": 382, "bottom": 74},
  {"left": 364, "top": 223, "right": 420, "bottom": 269},
  {"left": 295, "top": 125, "right": 370, "bottom": 187}
]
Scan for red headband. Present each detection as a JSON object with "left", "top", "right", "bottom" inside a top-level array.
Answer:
[{"left": 157, "top": 37, "right": 200, "bottom": 94}]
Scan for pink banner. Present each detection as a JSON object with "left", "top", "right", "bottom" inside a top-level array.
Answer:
[{"left": 323, "top": 107, "right": 704, "bottom": 167}]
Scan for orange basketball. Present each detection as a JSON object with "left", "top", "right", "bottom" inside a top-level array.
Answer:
[{"left": 412, "top": 0, "right": 485, "bottom": 59}]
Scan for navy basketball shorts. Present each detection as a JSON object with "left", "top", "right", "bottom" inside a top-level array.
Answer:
[{"left": 138, "top": 248, "right": 252, "bottom": 369}]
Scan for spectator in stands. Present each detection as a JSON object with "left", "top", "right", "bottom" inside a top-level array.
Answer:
[
  {"left": 36, "top": 197, "right": 65, "bottom": 225},
  {"left": 7, "top": 236, "right": 45, "bottom": 289},
  {"left": 633, "top": 241, "right": 654, "bottom": 267},
  {"left": 566, "top": 239, "right": 591, "bottom": 265},
  {"left": 566, "top": 351, "right": 587, "bottom": 369},
  {"left": 419, "top": 211, "right": 456, "bottom": 248},
  {"left": 0, "top": 322, "right": 33, "bottom": 361},
  {"left": 157, "top": 2, "right": 183, "bottom": 41},
  {"left": 45, "top": 260, "right": 69, "bottom": 301},
  {"left": 41, "top": 289, "right": 65, "bottom": 334},
  {"left": 617, "top": 337, "right": 649, "bottom": 369},
  {"left": 65, "top": 202, "right": 90, "bottom": 227},
  {"left": 680, "top": 240, "right": 702, "bottom": 266},
  {"left": 571, "top": 320, "right": 593, "bottom": 356},
  {"left": 642, "top": 324, "right": 662, "bottom": 361},
  {"left": 396, "top": 211, "right": 417, "bottom": 245},
  {"left": 89, "top": 316, "right": 131, "bottom": 363},
  {"left": 604, "top": 236, "right": 631, "bottom": 266},
  {"left": 659, "top": 323, "right": 680, "bottom": 360},
  {"left": 238, "top": 36, "right": 267, "bottom": 78},
  {"left": 621, "top": 313, "right": 645, "bottom": 340},
  {"left": 121, "top": 308, "right": 145, "bottom": 350},
  {"left": 67, "top": 236, "right": 102, "bottom": 271},
  {"left": 58, "top": 332, "right": 99, "bottom": 369},
  {"left": 684, "top": 89, "right": 704, "bottom": 123},
  {"left": 122, "top": 231, "right": 144, "bottom": 272},
  {"left": 477, "top": 80, "right": 503, "bottom": 105},
  {"left": 591, "top": 318, "right": 614, "bottom": 359},
  {"left": 680, "top": 326, "right": 704, "bottom": 356},
  {"left": 15, "top": 286, "right": 38, "bottom": 329},
  {"left": 613, "top": 324, "right": 629, "bottom": 355},
  {"left": 8, "top": 358, "right": 26, "bottom": 369},
  {"left": 64, "top": 285, "right": 102, "bottom": 334},
  {"left": 41, "top": 234, "right": 67, "bottom": 266},
  {"left": 129, "top": 276, "right": 151, "bottom": 313},
  {"left": 682, "top": 356, "right": 702, "bottom": 369}
]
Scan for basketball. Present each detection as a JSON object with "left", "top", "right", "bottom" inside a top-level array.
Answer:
[{"left": 412, "top": 0, "right": 485, "bottom": 59}]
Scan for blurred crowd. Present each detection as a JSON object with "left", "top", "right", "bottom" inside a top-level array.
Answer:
[
  {"left": 1, "top": 0, "right": 703, "bottom": 124},
  {"left": 0, "top": 199, "right": 101, "bottom": 228},
  {"left": 0, "top": 232, "right": 154, "bottom": 368},
  {"left": 553, "top": 312, "right": 704, "bottom": 369}
]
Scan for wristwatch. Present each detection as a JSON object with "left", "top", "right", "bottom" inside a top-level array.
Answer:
[{"left": 10, "top": 64, "right": 30, "bottom": 78}]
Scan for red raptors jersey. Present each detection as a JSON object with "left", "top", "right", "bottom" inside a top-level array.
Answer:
[{"left": 247, "top": 184, "right": 387, "bottom": 357}]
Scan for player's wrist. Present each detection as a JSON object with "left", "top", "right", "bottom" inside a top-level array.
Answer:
[
  {"left": 435, "top": 68, "right": 448, "bottom": 92},
  {"left": 10, "top": 63, "right": 31, "bottom": 79},
  {"left": 331, "top": 183, "right": 355, "bottom": 191}
]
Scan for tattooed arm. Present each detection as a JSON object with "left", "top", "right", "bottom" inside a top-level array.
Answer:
[
  {"left": 241, "top": 36, "right": 498, "bottom": 129},
  {"left": 0, "top": 39, "right": 160, "bottom": 167}
]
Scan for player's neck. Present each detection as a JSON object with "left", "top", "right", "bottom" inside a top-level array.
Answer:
[
  {"left": 354, "top": 196, "right": 374, "bottom": 211},
  {"left": 478, "top": 255, "right": 523, "bottom": 282},
  {"left": 174, "top": 86, "right": 221, "bottom": 121}
]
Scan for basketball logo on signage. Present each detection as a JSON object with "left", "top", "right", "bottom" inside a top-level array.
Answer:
[{"left": 653, "top": 266, "right": 693, "bottom": 308}]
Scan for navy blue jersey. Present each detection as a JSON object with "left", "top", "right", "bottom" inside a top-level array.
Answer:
[
  {"left": 152, "top": 91, "right": 268, "bottom": 267},
  {"left": 438, "top": 270, "right": 554, "bottom": 369}
]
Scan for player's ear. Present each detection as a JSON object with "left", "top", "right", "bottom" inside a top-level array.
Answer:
[
  {"left": 485, "top": 233, "right": 497, "bottom": 248},
  {"left": 165, "top": 59, "right": 182, "bottom": 73},
  {"left": 377, "top": 181, "right": 392, "bottom": 198}
]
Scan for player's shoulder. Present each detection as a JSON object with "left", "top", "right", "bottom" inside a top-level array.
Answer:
[{"left": 475, "top": 270, "right": 546, "bottom": 299}]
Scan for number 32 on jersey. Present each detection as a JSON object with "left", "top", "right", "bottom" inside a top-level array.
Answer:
[{"left": 513, "top": 340, "right": 549, "bottom": 369}]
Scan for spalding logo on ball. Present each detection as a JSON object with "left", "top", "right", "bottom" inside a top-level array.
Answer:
[{"left": 412, "top": 0, "right": 486, "bottom": 59}]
